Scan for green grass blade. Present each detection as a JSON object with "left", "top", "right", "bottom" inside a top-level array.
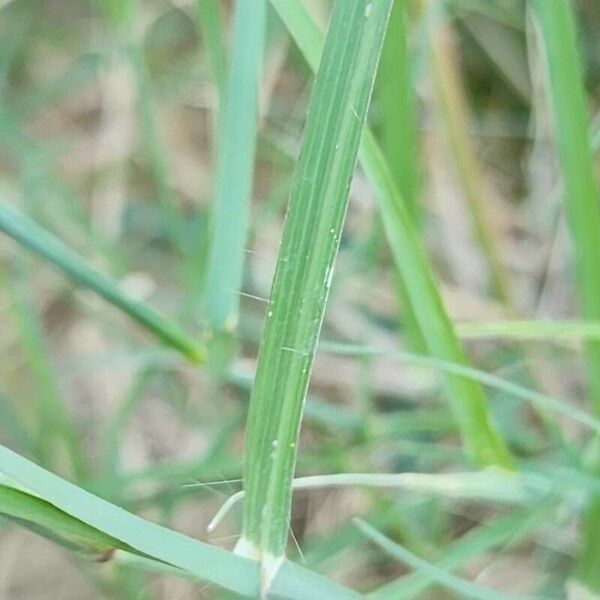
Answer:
[
  {"left": 0, "top": 484, "right": 136, "bottom": 557},
  {"left": 377, "top": 1, "right": 425, "bottom": 353},
  {"left": 241, "top": 0, "right": 393, "bottom": 583},
  {"left": 2, "top": 262, "right": 84, "bottom": 478},
  {"left": 210, "top": 470, "right": 546, "bottom": 532},
  {"left": 320, "top": 341, "right": 600, "bottom": 437},
  {"left": 270, "top": 0, "right": 512, "bottom": 469},
  {"left": 370, "top": 507, "right": 550, "bottom": 600},
  {"left": 427, "top": 10, "right": 513, "bottom": 308},
  {"left": 456, "top": 319, "right": 600, "bottom": 342},
  {"left": 355, "top": 519, "right": 530, "bottom": 600},
  {"left": 0, "top": 444, "right": 360, "bottom": 599},
  {"left": 378, "top": 1, "right": 420, "bottom": 223},
  {"left": 196, "top": 0, "right": 227, "bottom": 99},
  {"left": 0, "top": 202, "right": 205, "bottom": 363},
  {"left": 205, "top": 0, "right": 266, "bottom": 335},
  {"left": 532, "top": 0, "right": 600, "bottom": 414},
  {"left": 532, "top": 2, "right": 600, "bottom": 591},
  {"left": 0, "top": 391, "right": 35, "bottom": 454}
]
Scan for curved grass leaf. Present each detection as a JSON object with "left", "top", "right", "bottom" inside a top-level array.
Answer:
[
  {"left": 356, "top": 519, "right": 530, "bottom": 600},
  {"left": 0, "top": 443, "right": 360, "bottom": 599},
  {"left": 0, "top": 201, "right": 205, "bottom": 363}
]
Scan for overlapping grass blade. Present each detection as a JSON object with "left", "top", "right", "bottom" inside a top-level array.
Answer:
[
  {"left": 2, "top": 262, "right": 84, "bottom": 478},
  {"left": 378, "top": 1, "right": 420, "bottom": 223},
  {"left": 270, "top": 0, "right": 512, "bottom": 469},
  {"left": 205, "top": 0, "right": 266, "bottom": 335},
  {"left": 532, "top": 0, "right": 600, "bottom": 591},
  {"left": 0, "top": 484, "right": 137, "bottom": 556},
  {"left": 370, "top": 507, "right": 550, "bottom": 600},
  {"left": 426, "top": 5, "right": 513, "bottom": 308},
  {"left": 531, "top": 1, "right": 600, "bottom": 413},
  {"left": 0, "top": 444, "right": 360, "bottom": 599},
  {"left": 211, "top": 470, "right": 548, "bottom": 532},
  {"left": 195, "top": 0, "right": 227, "bottom": 100},
  {"left": 320, "top": 341, "right": 600, "bottom": 437},
  {"left": 240, "top": 0, "right": 393, "bottom": 584},
  {"left": 377, "top": 1, "right": 425, "bottom": 353},
  {"left": 0, "top": 201, "right": 205, "bottom": 362},
  {"left": 356, "top": 519, "right": 526, "bottom": 600}
]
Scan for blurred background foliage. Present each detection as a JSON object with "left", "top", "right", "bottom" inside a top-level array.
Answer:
[{"left": 1, "top": 0, "right": 600, "bottom": 598}]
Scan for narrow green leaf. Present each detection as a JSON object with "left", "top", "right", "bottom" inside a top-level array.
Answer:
[
  {"left": 2, "top": 262, "right": 84, "bottom": 478},
  {"left": 319, "top": 341, "right": 600, "bottom": 437},
  {"left": 532, "top": 1, "right": 600, "bottom": 591},
  {"left": 377, "top": 1, "right": 426, "bottom": 353},
  {"left": 356, "top": 519, "right": 531, "bottom": 600},
  {"left": 456, "top": 319, "right": 600, "bottom": 342},
  {"left": 241, "top": 0, "right": 393, "bottom": 582},
  {"left": 0, "top": 444, "right": 360, "bottom": 599},
  {"left": 0, "top": 484, "right": 136, "bottom": 557},
  {"left": 0, "top": 202, "right": 205, "bottom": 363},
  {"left": 532, "top": 0, "right": 600, "bottom": 412},
  {"left": 196, "top": 0, "right": 228, "bottom": 99},
  {"left": 271, "top": 0, "right": 512, "bottom": 469},
  {"left": 370, "top": 507, "right": 550, "bottom": 600},
  {"left": 205, "top": 0, "right": 266, "bottom": 334},
  {"left": 378, "top": 0, "right": 420, "bottom": 223},
  {"left": 427, "top": 8, "right": 513, "bottom": 309}
]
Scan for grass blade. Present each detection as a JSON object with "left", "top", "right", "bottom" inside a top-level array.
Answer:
[
  {"left": 210, "top": 470, "right": 547, "bottom": 532},
  {"left": 271, "top": 0, "right": 512, "bottom": 469},
  {"left": 531, "top": 1, "right": 600, "bottom": 413},
  {"left": 0, "top": 483, "right": 137, "bottom": 557},
  {"left": 456, "top": 319, "right": 600, "bottom": 343},
  {"left": 378, "top": 0, "right": 420, "bottom": 224},
  {"left": 240, "top": 0, "right": 393, "bottom": 586},
  {"left": 196, "top": 0, "right": 227, "bottom": 101},
  {"left": 0, "top": 201, "right": 205, "bottom": 363},
  {"left": 377, "top": 1, "right": 425, "bottom": 353},
  {"left": 427, "top": 7, "right": 513, "bottom": 307},
  {"left": 2, "top": 262, "right": 84, "bottom": 478},
  {"left": 0, "top": 444, "right": 360, "bottom": 599},
  {"left": 532, "top": 1, "right": 600, "bottom": 592},
  {"left": 355, "top": 519, "right": 529, "bottom": 600},
  {"left": 320, "top": 340, "right": 600, "bottom": 437},
  {"left": 370, "top": 508, "right": 550, "bottom": 600},
  {"left": 205, "top": 0, "right": 266, "bottom": 335}
]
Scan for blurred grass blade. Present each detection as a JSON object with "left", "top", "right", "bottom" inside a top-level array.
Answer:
[
  {"left": 356, "top": 519, "right": 526, "bottom": 600},
  {"left": 370, "top": 507, "right": 550, "bottom": 600},
  {"left": 0, "top": 444, "right": 360, "bottom": 599},
  {"left": 0, "top": 202, "right": 205, "bottom": 363},
  {"left": 0, "top": 484, "right": 137, "bottom": 557},
  {"left": 271, "top": 0, "right": 512, "bottom": 469},
  {"left": 2, "top": 262, "right": 84, "bottom": 478},
  {"left": 196, "top": 0, "right": 227, "bottom": 100},
  {"left": 205, "top": 0, "right": 266, "bottom": 335},
  {"left": 0, "top": 391, "right": 34, "bottom": 454},
  {"left": 320, "top": 341, "right": 600, "bottom": 437},
  {"left": 211, "top": 470, "right": 547, "bottom": 532},
  {"left": 378, "top": 1, "right": 420, "bottom": 223},
  {"left": 532, "top": 0, "right": 600, "bottom": 414},
  {"left": 240, "top": 0, "right": 393, "bottom": 585},
  {"left": 456, "top": 319, "right": 600, "bottom": 342},
  {"left": 427, "top": 9, "right": 512, "bottom": 308},
  {"left": 377, "top": 1, "right": 425, "bottom": 353},
  {"left": 532, "top": 1, "right": 600, "bottom": 592}
]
